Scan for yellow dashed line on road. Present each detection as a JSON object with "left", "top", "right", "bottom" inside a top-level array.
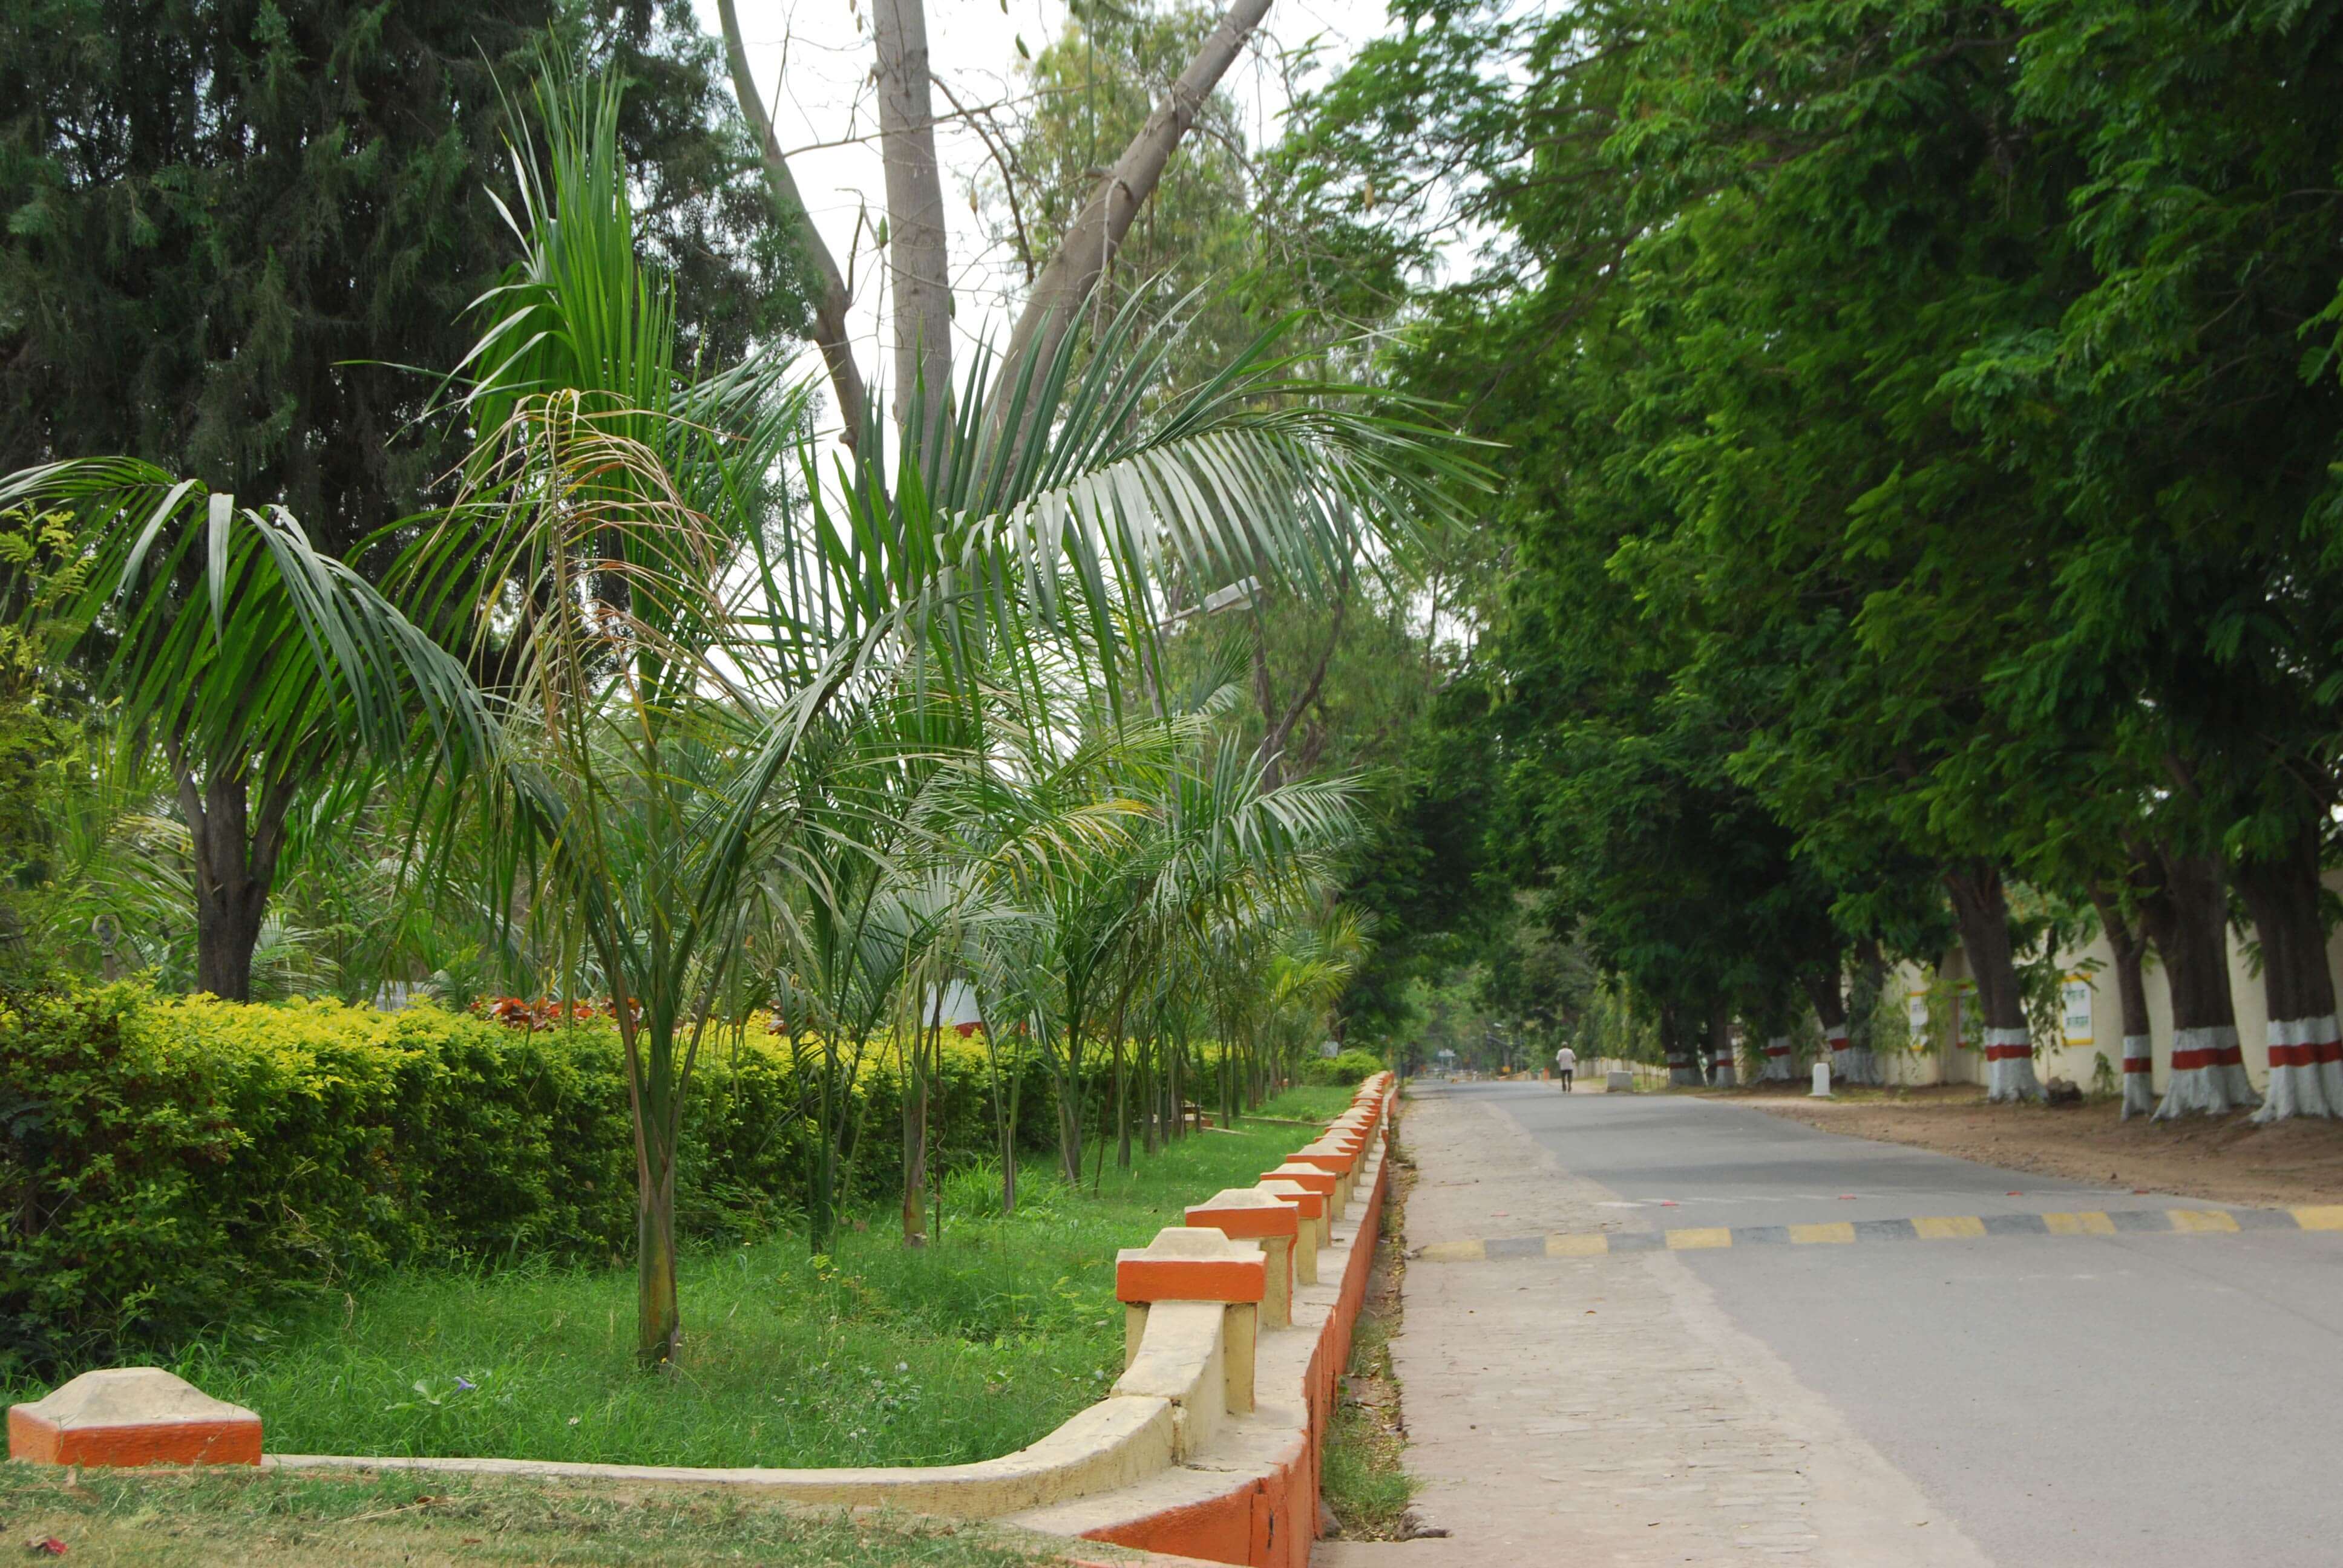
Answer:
[
  {"left": 1665, "top": 1227, "right": 1734, "bottom": 1250},
  {"left": 1414, "top": 1204, "right": 2343, "bottom": 1263},
  {"left": 2043, "top": 1210, "right": 2116, "bottom": 1235},
  {"left": 1913, "top": 1215, "right": 1988, "bottom": 1240}
]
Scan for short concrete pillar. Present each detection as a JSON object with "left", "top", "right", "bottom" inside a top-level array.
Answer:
[
  {"left": 1293, "top": 1140, "right": 1360, "bottom": 1214},
  {"left": 8, "top": 1368, "right": 261, "bottom": 1468},
  {"left": 1811, "top": 1062, "right": 1833, "bottom": 1098},
  {"left": 1115, "top": 1226, "right": 1265, "bottom": 1415},
  {"left": 1257, "top": 1178, "right": 1325, "bottom": 1284},
  {"left": 1186, "top": 1187, "right": 1299, "bottom": 1328},
  {"left": 1607, "top": 1068, "right": 1634, "bottom": 1093}
]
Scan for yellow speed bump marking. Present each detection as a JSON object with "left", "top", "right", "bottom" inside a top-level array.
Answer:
[
  {"left": 1417, "top": 1239, "right": 1486, "bottom": 1263},
  {"left": 1789, "top": 1222, "right": 1855, "bottom": 1245},
  {"left": 1665, "top": 1227, "right": 1733, "bottom": 1250},
  {"left": 2292, "top": 1206, "right": 2343, "bottom": 1231},
  {"left": 2168, "top": 1208, "right": 2240, "bottom": 1233},
  {"left": 1913, "top": 1215, "right": 1988, "bottom": 1240},
  {"left": 2043, "top": 1210, "right": 2117, "bottom": 1235},
  {"left": 1545, "top": 1233, "right": 1610, "bottom": 1258}
]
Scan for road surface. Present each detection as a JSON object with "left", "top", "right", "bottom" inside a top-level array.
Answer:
[{"left": 1326, "top": 1080, "right": 2343, "bottom": 1567}]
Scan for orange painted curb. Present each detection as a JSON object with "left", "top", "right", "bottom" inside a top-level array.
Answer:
[
  {"left": 1260, "top": 1165, "right": 1336, "bottom": 1200},
  {"left": 1115, "top": 1257, "right": 1266, "bottom": 1305},
  {"left": 7, "top": 1406, "right": 261, "bottom": 1468},
  {"left": 1185, "top": 1205, "right": 1298, "bottom": 1241}
]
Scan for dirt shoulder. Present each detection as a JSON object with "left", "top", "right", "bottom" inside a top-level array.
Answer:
[{"left": 1735, "top": 1083, "right": 2343, "bottom": 1207}]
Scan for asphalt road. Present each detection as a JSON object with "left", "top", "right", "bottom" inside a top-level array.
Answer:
[{"left": 1455, "top": 1081, "right": 2343, "bottom": 1568}]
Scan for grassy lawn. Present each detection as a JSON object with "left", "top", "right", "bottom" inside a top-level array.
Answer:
[
  {"left": 10, "top": 1089, "right": 1351, "bottom": 1471},
  {"left": 0, "top": 1463, "right": 1150, "bottom": 1566}
]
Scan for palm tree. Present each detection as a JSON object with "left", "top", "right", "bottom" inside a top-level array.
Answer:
[
  {"left": 0, "top": 462, "right": 491, "bottom": 999},
  {"left": 10, "top": 58, "right": 1476, "bottom": 1370}
]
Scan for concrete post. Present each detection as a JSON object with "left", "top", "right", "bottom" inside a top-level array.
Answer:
[
  {"left": 1185, "top": 1187, "right": 1300, "bottom": 1328},
  {"left": 1113, "top": 1226, "right": 1268, "bottom": 1416},
  {"left": 1257, "top": 1178, "right": 1325, "bottom": 1284}
]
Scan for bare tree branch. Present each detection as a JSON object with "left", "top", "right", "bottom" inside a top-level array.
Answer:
[
  {"left": 996, "top": 0, "right": 1274, "bottom": 430},
  {"left": 716, "top": 0, "right": 870, "bottom": 443}
]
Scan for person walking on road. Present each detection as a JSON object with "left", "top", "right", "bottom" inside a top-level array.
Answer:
[{"left": 1555, "top": 1044, "right": 1576, "bottom": 1091}]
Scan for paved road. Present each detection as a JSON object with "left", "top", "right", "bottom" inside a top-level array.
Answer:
[{"left": 1337, "top": 1081, "right": 2343, "bottom": 1567}]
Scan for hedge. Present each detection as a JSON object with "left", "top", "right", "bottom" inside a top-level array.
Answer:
[
  {"left": 0, "top": 981, "right": 1089, "bottom": 1374},
  {"left": 1302, "top": 1049, "right": 1386, "bottom": 1086}
]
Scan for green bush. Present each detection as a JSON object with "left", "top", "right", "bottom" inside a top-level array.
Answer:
[
  {"left": 0, "top": 980, "right": 1083, "bottom": 1374},
  {"left": 1302, "top": 1048, "right": 1384, "bottom": 1086}
]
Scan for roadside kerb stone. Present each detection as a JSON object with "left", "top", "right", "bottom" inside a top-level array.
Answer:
[{"left": 8, "top": 1368, "right": 261, "bottom": 1468}]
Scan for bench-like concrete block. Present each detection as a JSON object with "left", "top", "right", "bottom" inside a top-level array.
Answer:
[
  {"left": 8, "top": 1368, "right": 261, "bottom": 1468},
  {"left": 1186, "top": 1189, "right": 1297, "bottom": 1328},
  {"left": 1257, "top": 1179, "right": 1325, "bottom": 1285},
  {"left": 1115, "top": 1226, "right": 1266, "bottom": 1307}
]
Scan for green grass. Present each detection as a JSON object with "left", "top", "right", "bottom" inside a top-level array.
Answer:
[
  {"left": 0, "top": 1462, "right": 1154, "bottom": 1566},
  {"left": 1318, "top": 1140, "right": 1415, "bottom": 1538},
  {"left": 13, "top": 1089, "right": 1351, "bottom": 1471}
]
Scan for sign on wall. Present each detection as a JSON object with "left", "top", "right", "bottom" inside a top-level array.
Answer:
[
  {"left": 2060, "top": 978, "right": 2093, "bottom": 1045},
  {"left": 1907, "top": 991, "right": 1929, "bottom": 1034}
]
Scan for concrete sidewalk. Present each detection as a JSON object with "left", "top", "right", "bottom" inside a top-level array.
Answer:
[{"left": 1319, "top": 1086, "right": 1991, "bottom": 1567}]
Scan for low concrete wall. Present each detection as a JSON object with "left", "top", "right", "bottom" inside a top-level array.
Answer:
[
  {"left": 1008, "top": 1088, "right": 1394, "bottom": 1566},
  {"left": 20, "top": 1077, "right": 1398, "bottom": 1568}
]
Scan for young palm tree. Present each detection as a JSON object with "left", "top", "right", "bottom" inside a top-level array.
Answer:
[
  {"left": 10, "top": 58, "right": 1476, "bottom": 1369},
  {"left": 0, "top": 463, "right": 493, "bottom": 998}
]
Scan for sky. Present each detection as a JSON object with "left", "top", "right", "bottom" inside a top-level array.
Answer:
[{"left": 686, "top": 0, "right": 1390, "bottom": 442}]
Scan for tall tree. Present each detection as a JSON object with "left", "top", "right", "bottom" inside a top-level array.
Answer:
[{"left": 1, "top": 0, "right": 795, "bottom": 997}]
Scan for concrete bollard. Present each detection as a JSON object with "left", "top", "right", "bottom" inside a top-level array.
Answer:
[
  {"left": 1812, "top": 1062, "right": 1833, "bottom": 1098},
  {"left": 1607, "top": 1068, "right": 1634, "bottom": 1093},
  {"left": 1185, "top": 1188, "right": 1299, "bottom": 1328},
  {"left": 1256, "top": 1178, "right": 1326, "bottom": 1284},
  {"left": 8, "top": 1368, "right": 261, "bottom": 1468},
  {"left": 1115, "top": 1226, "right": 1265, "bottom": 1417}
]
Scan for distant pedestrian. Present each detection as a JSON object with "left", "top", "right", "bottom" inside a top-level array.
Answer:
[{"left": 1555, "top": 1045, "right": 1576, "bottom": 1091}]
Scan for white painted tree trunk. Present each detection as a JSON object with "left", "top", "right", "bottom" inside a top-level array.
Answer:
[
  {"left": 2253, "top": 1015, "right": 2341, "bottom": 1122},
  {"left": 1826, "top": 1025, "right": 1879, "bottom": 1086},
  {"left": 1982, "top": 1027, "right": 2043, "bottom": 1102},
  {"left": 1761, "top": 1036, "right": 1795, "bottom": 1082},
  {"left": 2153, "top": 1026, "right": 2259, "bottom": 1118},
  {"left": 1667, "top": 1053, "right": 1704, "bottom": 1088},
  {"left": 2118, "top": 1033, "right": 2156, "bottom": 1120}
]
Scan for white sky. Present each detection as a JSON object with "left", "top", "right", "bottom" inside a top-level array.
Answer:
[{"left": 688, "top": 0, "right": 1389, "bottom": 442}]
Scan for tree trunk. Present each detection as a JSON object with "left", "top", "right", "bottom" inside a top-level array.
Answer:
[
  {"left": 1706, "top": 996, "right": 1738, "bottom": 1088},
  {"left": 2087, "top": 886, "right": 2157, "bottom": 1119},
  {"left": 1942, "top": 860, "right": 2043, "bottom": 1102},
  {"left": 637, "top": 1148, "right": 681, "bottom": 1367},
  {"left": 872, "top": 0, "right": 954, "bottom": 445},
  {"left": 2133, "top": 848, "right": 2257, "bottom": 1117},
  {"left": 2233, "top": 825, "right": 2341, "bottom": 1122},
  {"left": 714, "top": 0, "right": 870, "bottom": 442},
  {"left": 1662, "top": 1004, "right": 1705, "bottom": 1088},
  {"left": 178, "top": 760, "right": 290, "bottom": 1002},
  {"left": 1802, "top": 965, "right": 1875, "bottom": 1086},
  {"left": 993, "top": 0, "right": 1274, "bottom": 448},
  {"left": 901, "top": 1024, "right": 930, "bottom": 1246}
]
